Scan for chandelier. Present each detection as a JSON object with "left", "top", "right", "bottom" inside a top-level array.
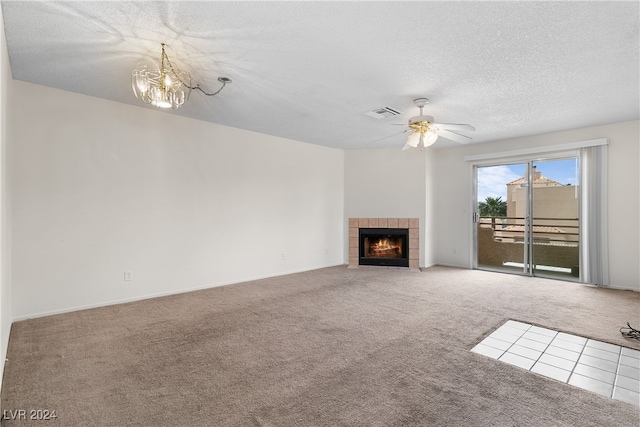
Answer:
[{"left": 132, "top": 43, "right": 230, "bottom": 110}]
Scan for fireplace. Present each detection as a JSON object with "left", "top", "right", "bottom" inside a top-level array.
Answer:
[
  {"left": 359, "top": 228, "right": 409, "bottom": 267},
  {"left": 348, "top": 218, "right": 419, "bottom": 270}
]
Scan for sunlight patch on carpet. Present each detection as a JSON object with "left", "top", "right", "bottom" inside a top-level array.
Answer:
[{"left": 471, "top": 320, "right": 640, "bottom": 407}]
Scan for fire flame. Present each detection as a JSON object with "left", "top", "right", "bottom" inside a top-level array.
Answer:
[{"left": 368, "top": 237, "right": 402, "bottom": 258}]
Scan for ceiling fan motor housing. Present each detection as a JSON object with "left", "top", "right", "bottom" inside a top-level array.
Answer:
[
  {"left": 408, "top": 115, "right": 434, "bottom": 133},
  {"left": 409, "top": 115, "right": 434, "bottom": 124}
]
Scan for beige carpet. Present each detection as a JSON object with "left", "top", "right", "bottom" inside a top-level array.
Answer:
[{"left": 2, "top": 266, "right": 639, "bottom": 426}]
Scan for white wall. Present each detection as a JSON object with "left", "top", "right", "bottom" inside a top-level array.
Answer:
[
  {"left": 0, "top": 4, "right": 13, "bottom": 397},
  {"left": 6, "top": 81, "right": 639, "bottom": 325},
  {"left": 10, "top": 82, "right": 345, "bottom": 319},
  {"left": 344, "top": 148, "right": 436, "bottom": 267},
  {"left": 432, "top": 120, "right": 640, "bottom": 291},
  {"left": 423, "top": 153, "right": 436, "bottom": 266}
]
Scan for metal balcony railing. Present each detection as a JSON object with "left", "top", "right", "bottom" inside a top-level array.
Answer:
[{"left": 478, "top": 216, "right": 579, "bottom": 246}]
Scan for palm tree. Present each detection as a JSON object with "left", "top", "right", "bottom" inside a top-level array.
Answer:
[{"left": 479, "top": 196, "right": 507, "bottom": 217}]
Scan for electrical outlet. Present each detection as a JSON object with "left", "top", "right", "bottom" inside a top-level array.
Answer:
[
  {"left": 281, "top": 253, "right": 286, "bottom": 261},
  {"left": 124, "top": 271, "right": 133, "bottom": 281}
]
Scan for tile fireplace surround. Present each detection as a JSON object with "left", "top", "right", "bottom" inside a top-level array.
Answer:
[{"left": 348, "top": 218, "right": 420, "bottom": 270}]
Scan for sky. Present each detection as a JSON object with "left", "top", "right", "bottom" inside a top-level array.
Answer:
[{"left": 477, "top": 158, "right": 578, "bottom": 202}]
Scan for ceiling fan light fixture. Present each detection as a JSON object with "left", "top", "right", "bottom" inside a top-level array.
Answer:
[
  {"left": 406, "top": 125, "right": 437, "bottom": 151},
  {"left": 424, "top": 130, "right": 438, "bottom": 147},
  {"left": 407, "top": 131, "right": 421, "bottom": 148},
  {"left": 400, "top": 97, "right": 473, "bottom": 150}
]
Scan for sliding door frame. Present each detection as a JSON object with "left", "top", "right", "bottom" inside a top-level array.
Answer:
[{"left": 467, "top": 138, "right": 608, "bottom": 285}]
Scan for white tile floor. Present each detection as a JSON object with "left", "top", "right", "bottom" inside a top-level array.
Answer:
[{"left": 471, "top": 320, "right": 640, "bottom": 407}]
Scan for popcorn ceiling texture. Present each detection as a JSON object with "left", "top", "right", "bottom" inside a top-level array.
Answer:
[{"left": 1, "top": 1, "right": 638, "bottom": 149}]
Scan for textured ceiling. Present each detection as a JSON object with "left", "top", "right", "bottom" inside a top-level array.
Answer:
[{"left": 2, "top": 1, "right": 638, "bottom": 150}]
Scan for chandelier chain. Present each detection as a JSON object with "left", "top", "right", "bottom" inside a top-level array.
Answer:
[{"left": 161, "top": 43, "right": 228, "bottom": 97}]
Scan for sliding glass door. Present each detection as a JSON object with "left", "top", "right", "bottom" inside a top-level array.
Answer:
[
  {"left": 474, "top": 157, "right": 580, "bottom": 280},
  {"left": 475, "top": 162, "right": 527, "bottom": 275}
]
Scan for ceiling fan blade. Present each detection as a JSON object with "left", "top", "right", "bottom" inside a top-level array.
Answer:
[
  {"left": 401, "top": 141, "right": 412, "bottom": 151},
  {"left": 434, "top": 123, "right": 476, "bottom": 132},
  {"left": 437, "top": 129, "right": 473, "bottom": 144}
]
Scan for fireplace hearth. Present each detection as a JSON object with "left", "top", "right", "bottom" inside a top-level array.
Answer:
[{"left": 359, "top": 228, "right": 409, "bottom": 267}]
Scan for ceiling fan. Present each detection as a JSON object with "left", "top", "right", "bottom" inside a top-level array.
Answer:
[{"left": 399, "top": 98, "right": 475, "bottom": 150}]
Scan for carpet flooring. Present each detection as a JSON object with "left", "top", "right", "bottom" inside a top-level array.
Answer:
[{"left": 2, "top": 265, "right": 639, "bottom": 426}]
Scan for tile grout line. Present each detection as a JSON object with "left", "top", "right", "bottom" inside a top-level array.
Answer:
[
  {"left": 610, "top": 346, "right": 623, "bottom": 399},
  {"left": 565, "top": 339, "right": 588, "bottom": 385},
  {"left": 526, "top": 329, "right": 559, "bottom": 373},
  {"left": 505, "top": 325, "right": 565, "bottom": 372},
  {"left": 498, "top": 325, "right": 532, "bottom": 360},
  {"left": 475, "top": 321, "right": 640, "bottom": 406}
]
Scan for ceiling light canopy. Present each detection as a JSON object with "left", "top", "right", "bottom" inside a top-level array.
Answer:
[{"left": 132, "top": 43, "right": 231, "bottom": 110}]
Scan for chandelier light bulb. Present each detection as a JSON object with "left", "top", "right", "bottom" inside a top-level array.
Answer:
[{"left": 135, "top": 73, "right": 149, "bottom": 93}]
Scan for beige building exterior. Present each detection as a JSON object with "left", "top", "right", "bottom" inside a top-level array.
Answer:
[
  {"left": 497, "top": 166, "right": 579, "bottom": 245},
  {"left": 506, "top": 166, "right": 578, "bottom": 223}
]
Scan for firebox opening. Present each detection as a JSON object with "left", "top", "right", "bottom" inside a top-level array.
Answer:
[
  {"left": 359, "top": 228, "right": 409, "bottom": 267},
  {"left": 364, "top": 236, "right": 404, "bottom": 258}
]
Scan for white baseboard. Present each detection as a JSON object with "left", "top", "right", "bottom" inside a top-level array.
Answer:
[{"left": 12, "top": 263, "right": 346, "bottom": 322}]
